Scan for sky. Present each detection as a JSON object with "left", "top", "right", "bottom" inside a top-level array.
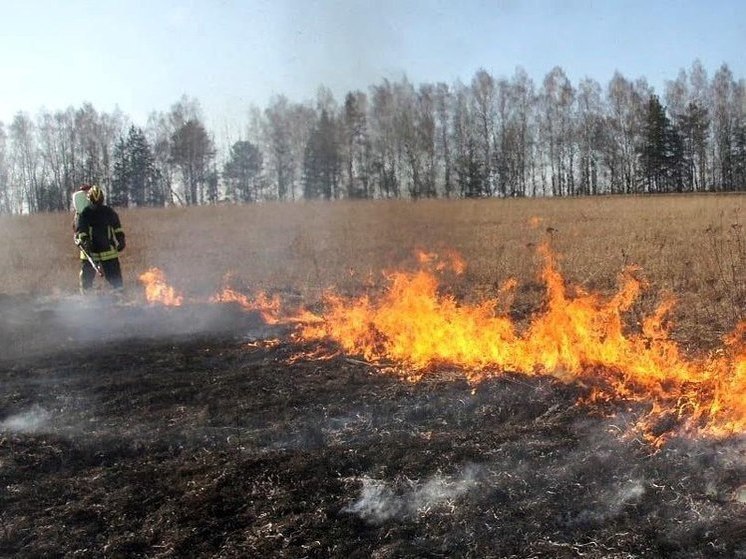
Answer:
[{"left": 1, "top": 0, "right": 745, "bottom": 137}]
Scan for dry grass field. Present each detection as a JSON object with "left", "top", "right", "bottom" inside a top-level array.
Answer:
[
  {"left": 1, "top": 193, "right": 743, "bottom": 346},
  {"left": 1, "top": 194, "right": 745, "bottom": 558}
]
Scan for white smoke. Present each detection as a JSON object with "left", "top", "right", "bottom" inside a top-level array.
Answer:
[
  {"left": 0, "top": 294, "right": 272, "bottom": 362},
  {"left": 608, "top": 479, "right": 646, "bottom": 512},
  {"left": 571, "top": 478, "right": 647, "bottom": 527},
  {"left": 0, "top": 406, "right": 51, "bottom": 433},
  {"left": 344, "top": 465, "right": 481, "bottom": 523}
]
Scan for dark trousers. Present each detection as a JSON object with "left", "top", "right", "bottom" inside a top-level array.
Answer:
[{"left": 80, "top": 258, "right": 123, "bottom": 291}]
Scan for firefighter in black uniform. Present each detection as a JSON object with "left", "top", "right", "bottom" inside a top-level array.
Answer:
[{"left": 74, "top": 185, "right": 126, "bottom": 292}]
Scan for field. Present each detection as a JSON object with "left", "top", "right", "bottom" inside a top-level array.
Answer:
[{"left": 0, "top": 194, "right": 744, "bottom": 557}]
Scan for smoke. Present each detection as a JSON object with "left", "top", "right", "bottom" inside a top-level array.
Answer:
[
  {"left": 611, "top": 480, "right": 646, "bottom": 508},
  {"left": 0, "top": 405, "right": 51, "bottom": 433},
  {"left": 570, "top": 479, "right": 646, "bottom": 527},
  {"left": 344, "top": 464, "right": 482, "bottom": 523},
  {"left": 0, "top": 294, "right": 271, "bottom": 361}
]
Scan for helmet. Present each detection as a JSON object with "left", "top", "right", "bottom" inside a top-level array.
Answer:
[{"left": 87, "top": 185, "right": 104, "bottom": 205}]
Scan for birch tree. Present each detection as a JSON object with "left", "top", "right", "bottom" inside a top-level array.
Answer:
[
  {"left": 471, "top": 69, "right": 496, "bottom": 195},
  {"left": 0, "top": 123, "right": 10, "bottom": 213},
  {"left": 711, "top": 64, "right": 739, "bottom": 190},
  {"left": 369, "top": 79, "right": 400, "bottom": 198},
  {"left": 9, "top": 113, "right": 43, "bottom": 213},
  {"left": 539, "top": 67, "right": 576, "bottom": 196},
  {"left": 433, "top": 82, "right": 454, "bottom": 197},
  {"left": 342, "top": 91, "right": 370, "bottom": 198},
  {"left": 576, "top": 78, "right": 605, "bottom": 195}
]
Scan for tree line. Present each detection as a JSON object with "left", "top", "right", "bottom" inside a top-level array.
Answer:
[{"left": 0, "top": 60, "right": 744, "bottom": 214}]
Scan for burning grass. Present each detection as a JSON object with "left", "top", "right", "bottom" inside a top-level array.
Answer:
[
  {"left": 136, "top": 236, "right": 745, "bottom": 445},
  {"left": 2, "top": 194, "right": 741, "bottom": 444},
  {"left": 1, "top": 194, "right": 746, "bottom": 557}
]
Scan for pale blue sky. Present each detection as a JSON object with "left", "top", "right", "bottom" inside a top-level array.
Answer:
[{"left": 1, "top": 0, "right": 744, "bottom": 132}]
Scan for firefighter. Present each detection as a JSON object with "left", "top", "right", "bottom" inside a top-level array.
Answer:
[{"left": 74, "top": 185, "right": 126, "bottom": 292}]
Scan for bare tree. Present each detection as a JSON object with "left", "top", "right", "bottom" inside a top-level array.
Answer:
[
  {"left": 9, "top": 113, "right": 44, "bottom": 213},
  {"left": 576, "top": 78, "right": 605, "bottom": 195},
  {"left": 146, "top": 96, "right": 203, "bottom": 205},
  {"left": 38, "top": 109, "right": 74, "bottom": 211},
  {"left": 261, "top": 96, "right": 295, "bottom": 201},
  {"left": 392, "top": 78, "right": 426, "bottom": 198},
  {"left": 287, "top": 102, "right": 317, "bottom": 201},
  {"left": 711, "top": 64, "right": 739, "bottom": 190},
  {"left": 74, "top": 104, "right": 103, "bottom": 187},
  {"left": 342, "top": 90, "right": 370, "bottom": 198},
  {"left": 433, "top": 82, "right": 454, "bottom": 198},
  {"left": 452, "top": 81, "right": 484, "bottom": 198},
  {"left": 415, "top": 83, "right": 438, "bottom": 198},
  {"left": 0, "top": 123, "right": 10, "bottom": 213},
  {"left": 369, "top": 79, "right": 401, "bottom": 198},
  {"left": 540, "top": 67, "right": 576, "bottom": 196},
  {"left": 471, "top": 69, "right": 496, "bottom": 195},
  {"left": 508, "top": 68, "right": 537, "bottom": 197},
  {"left": 605, "top": 72, "right": 646, "bottom": 194}
]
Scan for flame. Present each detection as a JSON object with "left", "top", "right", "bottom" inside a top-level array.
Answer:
[
  {"left": 211, "top": 287, "right": 323, "bottom": 326},
  {"left": 136, "top": 267, "right": 322, "bottom": 326},
  {"left": 416, "top": 249, "right": 466, "bottom": 275},
  {"left": 211, "top": 288, "right": 282, "bottom": 323},
  {"left": 135, "top": 249, "right": 745, "bottom": 440},
  {"left": 138, "top": 268, "right": 183, "bottom": 306},
  {"left": 299, "top": 243, "right": 746, "bottom": 439}
]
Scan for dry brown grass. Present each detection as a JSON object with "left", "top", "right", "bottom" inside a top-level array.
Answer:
[{"left": 1, "top": 194, "right": 743, "bottom": 347}]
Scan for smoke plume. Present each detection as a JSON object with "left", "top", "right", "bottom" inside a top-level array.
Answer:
[
  {"left": 344, "top": 465, "right": 482, "bottom": 523},
  {"left": 0, "top": 405, "right": 51, "bottom": 433}
]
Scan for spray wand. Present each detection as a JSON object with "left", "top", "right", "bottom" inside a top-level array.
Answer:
[{"left": 75, "top": 239, "right": 104, "bottom": 276}]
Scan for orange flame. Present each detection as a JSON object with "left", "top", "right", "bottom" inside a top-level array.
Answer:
[
  {"left": 211, "top": 288, "right": 282, "bottom": 323},
  {"left": 299, "top": 243, "right": 746, "bottom": 440},
  {"left": 135, "top": 251, "right": 745, "bottom": 440},
  {"left": 211, "top": 287, "right": 323, "bottom": 326},
  {"left": 138, "top": 268, "right": 184, "bottom": 306},
  {"left": 416, "top": 249, "right": 466, "bottom": 275},
  {"left": 136, "top": 267, "right": 323, "bottom": 326}
]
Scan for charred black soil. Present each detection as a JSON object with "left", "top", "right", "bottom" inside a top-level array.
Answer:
[{"left": 0, "top": 298, "right": 744, "bottom": 558}]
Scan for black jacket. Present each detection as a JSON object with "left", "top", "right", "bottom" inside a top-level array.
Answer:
[{"left": 75, "top": 204, "right": 125, "bottom": 261}]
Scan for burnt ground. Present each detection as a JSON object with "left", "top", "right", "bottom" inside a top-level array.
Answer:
[{"left": 0, "top": 296, "right": 744, "bottom": 558}]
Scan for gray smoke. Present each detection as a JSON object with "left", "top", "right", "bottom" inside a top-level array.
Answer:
[
  {"left": 0, "top": 405, "right": 51, "bottom": 433},
  {"left": 0, "top": 294, "right": 271, "bottom": 362},
  {"left": 344, "top": 465, "right": 482, "bottom": 523}
]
